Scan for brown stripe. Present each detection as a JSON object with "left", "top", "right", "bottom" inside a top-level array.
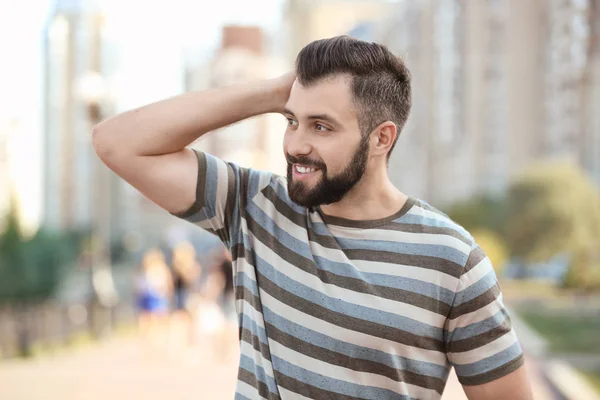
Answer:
[
  {"left": 317, "top": 197, "right": 417, "bottom": 229},
  {"left": 458, "top": 354, "right": 525, "bottom": 386},
  {"left": 446, "top": 317, "right": 513, "bottom": 353},
  {"left": 273, "top": 371, "right": 364, "bottom": 400},
  {"left": 240, "top": 326, "right": 273, "bottom": 362},
  {"left": 262, "top": 185, "right": 464, "bottom": 278},
  {"left": 265, "top": 322, "right": 447, "bottom": 394},
  {"left": 385, "top": 222, "right": 472, "bottom": 246},
  {"left": 171, "top": 149, "right": 208, "bottom": 219},
  {"left": 345, "top": 249, "right": 463, "bottom": 278},
  {"left": 244, "top": 198, "right": 459, "bottom": 311},
  {"left": 255, "top": 263, "right": 445, "bottom": 353},
  {"left": 464, "top": 247, "right": 486, "bottom": 274},
  {"left": 317, "top": 268, "right": 451, "bottom": 316},
  {"left": 238, "top": 367, "right": 280, "bottom": 400},
  {"left": 242, "top": 215, "right": 446, "bottom": 352},
  {"left": 448, "top": 284, "right": 501, "bottom": 320}
]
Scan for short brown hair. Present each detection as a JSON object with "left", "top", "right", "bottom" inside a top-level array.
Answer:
[{"left": 295, "top": 35, "right": 412, "bottom": 158}]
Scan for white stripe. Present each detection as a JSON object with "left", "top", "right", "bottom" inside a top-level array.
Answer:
[
  {"left": 214, "top": 156, "right": 230, "bottom": 223},
  {"left": 353, "top": 259, "right": 459, "bottom": 291},
  {"left": 447, "top": 294, "right": 506, "bottom": 331},
  {"left": 268, "top": 340, "right": 439, "bottom": 400},
  {"left": 240, "top": 339, "right": 276, "bottom": 382},
  {"left": 407, "top": 206, "right": 468, "bottom": 234},
  {"left": 260, "top": 290, "right": 448, "bottom": 365},
  {"left": 279, "top": 387, "right": 313, "bottom": 400},
  {"left": 255, "top": 190, "right": 470, "bottom": 255},
  {"left": 251, "top": 233, "right": 447, "bottom": 328},
  {"left": 236, "top": 381, "right": 267, "bottom": 400},
  {"left": 449, "top": 330, "right": 518, "bottom": 365},
  {"left": 197, "top": 214, "right": 224, "bottom": 231},
  {"left": 239, "top": 301, "right": 267, "bottom": 330},
  {"left": 457, "top": 257, "right": 495, "bottom": 291},
  {"left": 253, "top": 191, "right": 460, "bottom": 291},
  {"left": 328, "top": 225, "right": 472, "bottom": 255}
]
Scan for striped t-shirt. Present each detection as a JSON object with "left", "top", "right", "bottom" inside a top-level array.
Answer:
[{"left": 174, "top": 151, "right": 524, "bottom": 400}]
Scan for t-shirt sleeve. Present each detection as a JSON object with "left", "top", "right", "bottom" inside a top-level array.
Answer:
[
  {"left": 171, "top": 150, "right": 273, "bottom": 246},
  {"left": 444, "top": 246, "right": 525, "bottom": 386}
]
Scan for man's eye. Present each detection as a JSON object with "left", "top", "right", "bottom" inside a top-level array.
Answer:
[
  {"left": 315, "top": 124, "right": 329, "bottom": 131},
  {"left": 287, "top": 118, "right": 298, "bottom": 127}
]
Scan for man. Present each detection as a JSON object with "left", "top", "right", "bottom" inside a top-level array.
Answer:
[{"left": 93, "top": 36, "right": 532, "bottom": 399}]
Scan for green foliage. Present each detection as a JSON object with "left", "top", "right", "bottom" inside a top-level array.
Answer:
[
  {"left": 0, "top": 199, "right": 83, "bottom": 303},
  {"left": 446, "top": 195, "right": 508, "bottom": 234},
  {"left": 505, "top": 161, "right": 600, "bottom": 289},
  {"left": 470, "top": 229, "right": 509, "bottom": 276}
]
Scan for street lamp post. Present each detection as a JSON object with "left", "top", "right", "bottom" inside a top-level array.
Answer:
[{"left": 78, "top": 68, "right": 118, "bottom": 337}]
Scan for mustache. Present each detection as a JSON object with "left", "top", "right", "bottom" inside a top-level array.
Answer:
[{"left": 286, "top": 155, "right": 326, "bottom": 170}]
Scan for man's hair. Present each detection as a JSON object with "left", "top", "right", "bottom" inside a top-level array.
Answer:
[{"left": 295, "top": 35, "right": 412, "bottom": 158}]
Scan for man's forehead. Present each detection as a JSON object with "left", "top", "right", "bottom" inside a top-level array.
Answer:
[{"left": 286, "top": 77, "right": 356, "bottom": 119}]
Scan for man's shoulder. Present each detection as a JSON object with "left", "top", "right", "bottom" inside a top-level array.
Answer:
[{"left": 403, "top": 198, "right": 475, "bottom": 248}]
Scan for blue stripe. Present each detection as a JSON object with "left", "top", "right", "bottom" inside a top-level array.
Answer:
[
  {"left": 236, "top": 271, "right": 260, "bottom": 297},
  {"left": 251, "top": 250, "right": 444, "bottom": 339},
  {"left": 453, "top": 341, "right": 523, "bottom": 377},
  {"left": 271, "top": 178, "right": 307, "bottom": 215},
  {"left": 448, "top": 309, "right": 510, "bottom": 341},
  {"left": 248, "top": 168, "right": 272, "bottom": 201},
  {"left": 187, "top": 208, "right": 213, "bottom": 224},
  {"left": 203, "top": 153, "right": 220, "bottom": 220},
  {"left": 453, "top": 270, "right": 498, "bottom": 306},
  {"left": 227, "top": 163, "right": 242, "bottom": 247},
  {"left": 234, "top": 394, "right": 253, "bottom": 400},
  {"left": 335, "top": 237, "right": 468, "bottom": 266},
  {"left": 312, "top": 255, "right": 456, "bottom": 305},
  {"left": 270, "top": 355, "right": 413, "bottom": 400},
  {"left": 239, "top": 354, "right": 279, "bottom": 394},
  {"left": 249, "top": 200, "right": 466, "bottom": 275},
  {"left": 262, "top": 306, "right": 448, "bottom": 379},
  {"left": 247, "top": 204, "right": 457, "bottom": 305},
  {"left": 247, "top": 202, "right": 315, "bottom": 260},
  {"left": 240, "top": 311, "right": 269, "bottom": 345},
  {"left": 400, "top": 214, "right": 471, "bottom": 239}
]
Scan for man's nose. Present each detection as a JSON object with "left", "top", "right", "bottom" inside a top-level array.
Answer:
[{"left": 286, "top": 130, "right": 312, "bottom": 157}]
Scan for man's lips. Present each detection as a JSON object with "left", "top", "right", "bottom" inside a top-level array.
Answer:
[{"left": 292, "top": 164, "right": 321, "bottom": 180}]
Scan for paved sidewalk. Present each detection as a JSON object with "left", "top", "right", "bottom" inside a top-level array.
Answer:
[{"left": 0, "top": 335, "right": 557, "bottom": 400}]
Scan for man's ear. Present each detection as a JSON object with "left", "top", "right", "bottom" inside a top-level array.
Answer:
[{"left": 370, "top": 121, "right": 397, "bottom": 158}]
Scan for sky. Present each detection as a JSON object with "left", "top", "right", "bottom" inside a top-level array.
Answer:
[{"left": 0, "top": 0, "right": 284, "bottom": 232}]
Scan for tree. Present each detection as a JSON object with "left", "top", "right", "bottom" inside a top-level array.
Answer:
[
  {"left": 0, "top": 197, "right": 83, "bottom": 356},
  {"left": 446, "top": 195, "right": 508, "bottom": 235},
  {"left": 504, "top": 160, "right": 600, "bottom": 289}
]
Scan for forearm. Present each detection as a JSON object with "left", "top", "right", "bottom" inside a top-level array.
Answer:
[{"left": 92, "top": 79, "right": 282, "bottom": 158}]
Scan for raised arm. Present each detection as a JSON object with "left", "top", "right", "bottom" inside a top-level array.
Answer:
[{"left": 91, "top": 73, "right": 295, "bottom": 215}]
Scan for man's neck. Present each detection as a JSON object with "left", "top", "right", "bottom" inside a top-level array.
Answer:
[{"left": 319, "top": 171, "right": 408, "bottom": 222}]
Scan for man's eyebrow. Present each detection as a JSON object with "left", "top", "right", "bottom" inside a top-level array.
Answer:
[{"left": 283, "top": 108, "right": 341, "bottom": 126}]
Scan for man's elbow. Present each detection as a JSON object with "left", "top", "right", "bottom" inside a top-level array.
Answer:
[{"left": 92, "top": 121, "right": 118, "bottom": 163}]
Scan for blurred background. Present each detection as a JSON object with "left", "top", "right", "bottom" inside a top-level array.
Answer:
[{"left": 1, "top": 0, "right": 599, "bottom": 399}]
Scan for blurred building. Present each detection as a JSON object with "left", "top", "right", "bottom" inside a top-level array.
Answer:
[
  {"left": 42, "top": 0, "right": 140, "bottom": 252},
  {"left": 283, "top": 0, "right": 395, "bottom": 63},
  {"left": 583, "top": 0, "right": 600, "bottom": 183},
  {"left": 0, "top": 120, "right": 14, "bottom": 225},
  {"left": 186, "top": 25, "right": 287, "bottom": 174},
  {"left": 380, "top": 0, "right": 600, "bottom": 206}
]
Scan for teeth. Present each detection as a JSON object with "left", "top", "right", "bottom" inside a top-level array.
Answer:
[{"left": 296, "top": 165, "right": 315, "bottom": 174}]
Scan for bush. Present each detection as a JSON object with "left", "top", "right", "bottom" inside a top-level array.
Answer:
[{"left": 471, "top": 229, "right": 509, "bottom": 277}]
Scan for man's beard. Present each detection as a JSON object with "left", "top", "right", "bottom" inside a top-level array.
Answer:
[{"left": 286, "top": 136, "right": 369, "bottom": 208}]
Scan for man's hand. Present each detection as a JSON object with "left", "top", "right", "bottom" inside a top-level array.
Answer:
[{"left": 268, "top": 71, "right": 296, "bottom": 114}]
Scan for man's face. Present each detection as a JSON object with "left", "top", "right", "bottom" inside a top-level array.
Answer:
[{"left": 283, "top": 75, "right": 370, "bottom": 208}]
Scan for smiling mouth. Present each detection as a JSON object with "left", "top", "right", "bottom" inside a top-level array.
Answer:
[{"left": 294, "top": 164, "right": 321, "bottom": 174}]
